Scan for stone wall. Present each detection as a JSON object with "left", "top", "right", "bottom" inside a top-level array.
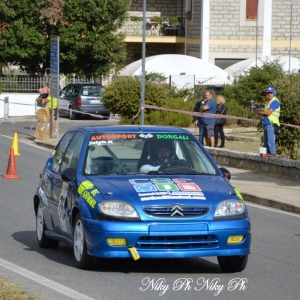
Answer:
[
  {"left": 128, "top": 0, "right": 183, "bottom": 20},
  {"left": 186, "top": 0, "right": 201, "bottom": 57},
  {"left": 207, "top": 148, "right": 300, "bottom": 181},
  {"left": 208, "top": 0, "right": 264, "bottom": 61},
  {"left": 271, "top": 0, "right": 300, "bottom": 58}
]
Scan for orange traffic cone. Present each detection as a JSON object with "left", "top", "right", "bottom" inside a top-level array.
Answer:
[
  {"left": 3, "top": 148, "right": 20, "bottom": 179},
  {"left": 7, "top": 132, "right": 21, "bottom": 156}
]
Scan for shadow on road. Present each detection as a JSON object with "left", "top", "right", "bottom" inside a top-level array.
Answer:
[{"left": 12, "top": 230, "right": 222, "bottom": 274}]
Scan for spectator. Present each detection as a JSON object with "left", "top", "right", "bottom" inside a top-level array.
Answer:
[
  {"left": 214, "top": 95, "right": 227, "bottom": 147},
  {"left": 254, "top": 86, "right": 280, "bottom": 157},
  {"left": 193, "top": 94, "right": 206, "bottom": 144},
  {"left": 200, "top": 90, "right": 217, "bottom": 147},
  {"left": 36, "top": 88, "right": 48, "bottom": 108},
  {"left": 44, "top": 87, "right": 58, "bottom": 135}
]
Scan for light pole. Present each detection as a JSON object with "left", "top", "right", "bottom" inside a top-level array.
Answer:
[
  {"left": 43, "top": 68, "right": 50, "bottom": 87},
  {"left": 289, "top": 3, "right": 293, "bottom": 73},
  {"left": 140, "top": 0, "right": 146, "bottom": 125}
]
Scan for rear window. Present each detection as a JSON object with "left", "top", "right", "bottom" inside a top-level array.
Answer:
[{"left": 81, "top": 86, "right": 103, "bottom": 97}]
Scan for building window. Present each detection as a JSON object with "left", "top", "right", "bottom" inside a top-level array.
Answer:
[{"left": 246, "top": 0, "right": 258, "bottom": 19}]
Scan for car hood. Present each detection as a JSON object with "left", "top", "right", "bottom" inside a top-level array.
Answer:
[{"left": 85, "top": 175, "right": 237, "bottom": 207}]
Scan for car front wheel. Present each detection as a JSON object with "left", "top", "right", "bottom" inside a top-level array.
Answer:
[
  {"left": 217, "top": 255, "right": 248, "bottom": 273},
  {"left": 73, "top": 214, "right": 93, "bottom": 269},
  {"left": 69, "top": 106, "right": 77, "bottom": 120},
  {"left": 36, "top": 201, "right": 59, "bottom": 248}
]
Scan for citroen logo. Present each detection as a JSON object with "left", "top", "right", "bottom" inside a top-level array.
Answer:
[{"left": 171, "top": 205, "right": 184, "bottom": 217}]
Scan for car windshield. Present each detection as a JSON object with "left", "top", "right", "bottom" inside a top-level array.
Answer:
[
  {"left": 81, "top": 86, "right": 103, "bottom": 97},
  {"left": 83, "top": 133, "right": 218, "bottom": 175}
]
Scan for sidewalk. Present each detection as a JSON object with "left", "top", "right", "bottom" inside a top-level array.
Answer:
[{"left": 34, "top": 138, "right": 300, "bottom": 215}]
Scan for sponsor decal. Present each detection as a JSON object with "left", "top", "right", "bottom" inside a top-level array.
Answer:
[
  {"left": 58, "top": 182, "right": 68, "bottom": 232},
  {"left": 78, "top": 180, "right": 100, "bottom": 208},
  {"left": 139, "top": 133, "right": 153, "bottom": 139},
  {"left": 230, "top": 184, "right": 244, "bottom": 201},
  {"left": 129, "top": 178, "right": 205, "bottom": 200},
  {"left": 90, "top": 134, "right": 137, "bottom": 141},
  {"left": 156, "top": 134, "right": 189, "bottom": 140},
  {"left": 89, "top": 140, "right": 113, "bottom": 145}
]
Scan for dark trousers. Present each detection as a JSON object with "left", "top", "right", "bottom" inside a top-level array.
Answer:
[
  {"left": 198, "top": 122, "right": 205, "bottom": 144},
  {"left": 214, "top": 124, "right": 225, "bottom": 146}
]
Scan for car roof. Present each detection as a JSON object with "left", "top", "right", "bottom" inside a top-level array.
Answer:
[
  {"left": 67, "top": 83, "right": 104, "bottom": 87},
  {"left": 66, "top": 125, "right": 191, "bottom": 135}
]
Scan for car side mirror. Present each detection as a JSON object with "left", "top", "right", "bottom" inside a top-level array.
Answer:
[
  {"left": 219, "top": 167, "right": 231, "bottom": 180},
  {"left": 61, "top": 168, "right": 76, "bottom": 182}
]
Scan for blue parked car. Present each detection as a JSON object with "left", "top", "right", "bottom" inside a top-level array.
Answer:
[{"left": 34, "top": 125, "right": 251, "bottom": 271}]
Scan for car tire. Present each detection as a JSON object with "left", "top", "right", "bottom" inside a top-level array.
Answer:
[
  {"left": 36, "top": 201, "right": 59, "bottom": 248},
  {"left": 73, "top": 214, "right": 93, "bottom": 269},
  {"left": 69, "top": 106, "right": 77, "bottom": 120},
  {"left": 217, "top": 255, "right": 248, "bottom": 273},
  {"left": 103, "top": 113, "right": 110, "bottom": 120}
]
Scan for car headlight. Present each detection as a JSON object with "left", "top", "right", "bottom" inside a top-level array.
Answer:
[
  {"left": 214, "top": 200, "right": 247, "bottom": 219},
  {"left": 99, "top": 201, "right": 139, "bottom": 219}
]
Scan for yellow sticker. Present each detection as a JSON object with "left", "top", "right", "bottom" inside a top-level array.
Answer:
[
  {"left": 231, "top": 185, "right": 244, "bottom": 201},
  {"left": 128, "top": 247, "right": 140, "bottom": 261}
]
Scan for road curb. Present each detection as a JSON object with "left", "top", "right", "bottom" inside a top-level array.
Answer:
[
  {"left": 34, "top": 139, "right": 56, "bottom": 150},
  {"left": 243, "top": 193, "right": 300, "bottom": 214}
]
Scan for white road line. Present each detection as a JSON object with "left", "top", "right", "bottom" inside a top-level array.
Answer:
[
  {"left": 0, "top": 134, "right": 51, "bottom": 151},
  {"left": 246, "top": 202, "right": 300, "bottom": 218},
  {"left": 0, "top": 258, "right": 95, "bottom": 300}
]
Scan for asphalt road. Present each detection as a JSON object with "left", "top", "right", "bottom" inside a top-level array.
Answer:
[{"left": 0, "top": 119, "right": 300, "bottom": 300}]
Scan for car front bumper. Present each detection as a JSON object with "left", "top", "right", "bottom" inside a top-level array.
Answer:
[{"left": 82, "top": 218, "right": 251, "bottom": 259}]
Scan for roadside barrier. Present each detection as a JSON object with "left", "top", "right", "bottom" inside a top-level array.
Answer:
[
  {"left": 1, "top": 98, "right": 300, "bottom": 130},
  {"left": 7, "top": 132, "right": 21, "bottom": 156},
  {"left": 140, "top": 104, "right": 300, "bottom": 130},
  {"left": 3, "top": 148, "right": 20, "bottom": 179}
]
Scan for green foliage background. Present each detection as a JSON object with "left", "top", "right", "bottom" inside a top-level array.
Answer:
[
  {"left": 222, "top": 61, "right": 300, "bottom": 159},
  {"left": 0, "top": 0, "right": 130, "bottom": 77}
]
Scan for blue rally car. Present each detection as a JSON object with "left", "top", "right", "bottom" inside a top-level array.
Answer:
[{"left": 33, "top": 125, "right": 251, "bottom": 271}]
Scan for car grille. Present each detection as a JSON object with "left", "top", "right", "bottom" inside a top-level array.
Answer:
[
  {"left": 142, "top": 205, "right": 209, "bottom": 218},
  {"left": 137, "top": 235, "right": 218, "bottom": 249}
]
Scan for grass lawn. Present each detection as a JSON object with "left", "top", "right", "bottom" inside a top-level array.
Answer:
[{"left": 0, "top": 278, "right": 39, "bottom": 300}]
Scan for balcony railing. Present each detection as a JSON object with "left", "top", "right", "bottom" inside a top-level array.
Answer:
[{"left": 118, "top": 17, "right": 185, "bottom": 37}]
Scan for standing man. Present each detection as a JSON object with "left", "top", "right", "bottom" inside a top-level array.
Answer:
[
  {"left": 193, "top": 94, "right": 206, "bottom": 144},
  {"left": 200, "top": 90, "right": 217, "bottom": 147},
  {"left": 254, "top": 86, "right": 280, "bottom": 157},
  {"left": 44, "top": 87, "right": 58, "bottom": 136}
]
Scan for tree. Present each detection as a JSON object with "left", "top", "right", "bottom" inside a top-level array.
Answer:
[{"left": 0, "top": 0, "right": 130, "bottom": 77}]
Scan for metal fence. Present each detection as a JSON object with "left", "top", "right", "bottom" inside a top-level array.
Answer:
[{"left": 0, "top": 76, "right": 94, "bottom": 93}]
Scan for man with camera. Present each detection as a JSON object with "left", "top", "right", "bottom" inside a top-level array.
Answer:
[{"left": 252, "top": 86, "right": 280, "bottom": 157}]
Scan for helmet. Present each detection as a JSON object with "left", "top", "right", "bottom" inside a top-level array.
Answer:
[
  {"left": 148, "top": 139, "right": 176, "bottom": 162},
  {"left": 265, "top": 86, "right": 276, "bottom": 95}
]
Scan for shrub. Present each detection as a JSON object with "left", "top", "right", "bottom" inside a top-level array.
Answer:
[
  {"left": 150, "top": 16, "right": 163, "bottom": 24},
  {"left": 101, "top": 76, "right": 169, "bottom": 122},
  {"left": 144, "top": 97, "right": 195, "bottom": 127}
]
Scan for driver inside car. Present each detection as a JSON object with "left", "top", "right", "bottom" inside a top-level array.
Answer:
[{"left": 139, "top": 140, "right": 176, "bottom": 173}]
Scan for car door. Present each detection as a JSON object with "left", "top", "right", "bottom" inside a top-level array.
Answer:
[
  {"left": 46, "top": 131, "right": 76, "bottom": 236},
  {"left": 52, "top": 131, "right": 85, "bottom": 239},
  {"left": 59, "top": 85, "right": 73, "bottom": 116}
]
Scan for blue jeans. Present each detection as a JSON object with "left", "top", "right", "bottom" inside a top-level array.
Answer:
[
  {"left": 198, "top": 122, "right": 205, "bottom": 144},
  {"left": 263, "top": 124, "right": 276, "bottom": 155}
]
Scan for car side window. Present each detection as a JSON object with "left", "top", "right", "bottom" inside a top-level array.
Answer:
[
  {"left": 60, "top": 86, "right": 69, "bottom": 97},
  {"left": 50, "top": 132, "right": 76, "bottom": 174},
  {"left": 61, "top": 132, "right": 85, "bottom": 172}
]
